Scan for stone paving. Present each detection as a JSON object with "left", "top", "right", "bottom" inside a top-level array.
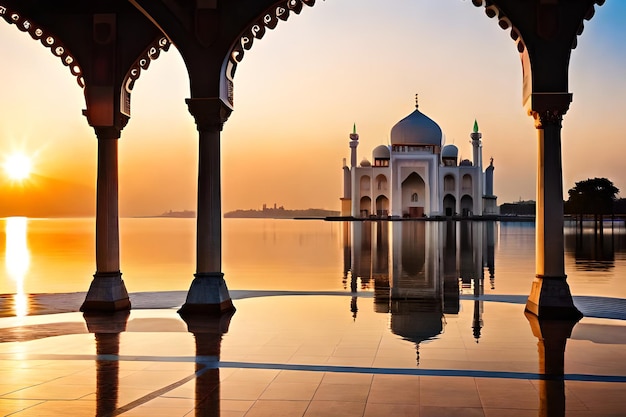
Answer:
[{"left": 0, "top": 295, "right": 625, "bottom": 416}]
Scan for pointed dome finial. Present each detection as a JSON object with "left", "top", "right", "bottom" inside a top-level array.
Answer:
[
  {"left": 415, "top": 93, "right": 419, "bottom": 109},
  {"left": 473, "top": 119, "right": 479, "bottom": 133},
  {"left": 353, "top": 123, "right": 357, "bottom": 135}
]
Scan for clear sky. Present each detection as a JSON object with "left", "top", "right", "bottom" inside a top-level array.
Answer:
[{"left": 0, "top": 0, "right": 625, "bottom": 216}]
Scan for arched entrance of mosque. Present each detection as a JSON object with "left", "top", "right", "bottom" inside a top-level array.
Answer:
[
  {"left": 443, "top": 194, "right": 456, "bottom": 217},
  {"left": 401, "top": 172, "right": 426, "bottom": 218},
  {"left": 460, "top": 195, "right": 473, "bottom": 217},
  {"left": 359, "top": 196, "right": 372, "bottom": 218},
  {"left": 375, "top": 195, "right": 389, "bottom": 217}
]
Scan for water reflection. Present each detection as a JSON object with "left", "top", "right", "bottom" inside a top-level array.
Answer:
[
  {"left": 564, "top": 225, "right": 620, "bottom": 271},
  {"left": 4, "top": 217, "right": 30, "bottom": 317},
  {"left": 347, "top": 220, "right": 497, "bottom": 353}
]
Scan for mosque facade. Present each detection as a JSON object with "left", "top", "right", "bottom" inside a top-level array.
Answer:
[{"left": 341, "top": 101, "right": 498, "bottom": 218}]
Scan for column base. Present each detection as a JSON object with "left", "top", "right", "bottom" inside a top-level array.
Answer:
[
  {"left": 80, "top": 271, "right": 131, "bottom": 312},
  {"left": 178, "top": 272, "right": 235, "bottom": 315},
  {"left": 525, "top": 275, "right": 583, "bottom": 320}
]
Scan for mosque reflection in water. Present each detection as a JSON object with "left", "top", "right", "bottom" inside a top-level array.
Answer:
[{"left": 343, "top": 220, "right": 497, "bottom": 357}]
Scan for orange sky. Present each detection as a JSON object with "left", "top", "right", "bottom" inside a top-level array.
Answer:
[{"left": 0, "top": 0, "right": 625, "bottom": 217}]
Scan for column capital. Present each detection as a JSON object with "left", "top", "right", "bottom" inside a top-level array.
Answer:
[
  {"left": 186, "top": 97, "right": 232, "bottom": 132},
  {"left": 93, "top": 125, "right": 125, "bottom": 140},
  {"left": 532, "top": 110, "right": 565, "bottom": 129},
  {"left": 525, "top": 92, "right": 572, "bottom": 130}
]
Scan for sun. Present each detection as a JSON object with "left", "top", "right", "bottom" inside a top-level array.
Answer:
[{"left": 3, "top": 153, "right": 33, "bottom": 181}]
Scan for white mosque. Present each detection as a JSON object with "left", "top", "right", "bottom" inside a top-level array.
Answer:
[{"left": 340, "top": 99, "right": 497, "bottom": 218}]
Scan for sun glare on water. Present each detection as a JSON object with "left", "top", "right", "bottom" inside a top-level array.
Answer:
[{"left": 3, "top": 153, "right": 33, "bottom": 181}]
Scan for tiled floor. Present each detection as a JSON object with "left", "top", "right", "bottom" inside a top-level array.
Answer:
[{"left": 0, "top": 295, "right": 625, "bottom": 416}]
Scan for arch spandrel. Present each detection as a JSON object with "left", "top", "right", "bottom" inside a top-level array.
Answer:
[
  {"left": 130, "top": 0, "right": 317, "bottom": 108},
  {"left": 0, "top": 1, "right": 170, "bottom": 128},
  {"left": 0, "top": 5, "right": 85, "bottom": 87},
  {"left": 473, "top": 0, "right": 605, "bottom": 113}
]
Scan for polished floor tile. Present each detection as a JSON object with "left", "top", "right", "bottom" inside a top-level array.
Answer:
[{"left": 0, "top": 296, "right": 625, "bottom": 416}]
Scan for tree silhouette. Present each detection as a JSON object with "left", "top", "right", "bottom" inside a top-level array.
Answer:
[{"left": 565, "top": 178, "right": 619, "bottom": 216}]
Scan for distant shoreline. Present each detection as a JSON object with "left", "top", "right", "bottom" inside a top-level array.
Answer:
[{"left": 225, "top": 208, "right": 340, "bottom": 219}]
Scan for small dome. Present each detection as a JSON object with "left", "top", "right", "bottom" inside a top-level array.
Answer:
[
  {"left": 360, "top": 158, "right": 371, "bottom": 167},
  {"left": 459, "top": 159, "right": 473, "bottom": 167},
  {"left": 391, "top": 108, "right": 442, "bottom": 147},
  {"left": 373, "top": 145, "right": 390, "bottom": 160},
  {"left": 441, "top": 144, "right": 458, "bottom": 159}
]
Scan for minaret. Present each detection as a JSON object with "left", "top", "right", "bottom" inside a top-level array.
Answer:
[
  {"left": 349, "top": 123, "right": 359, "bottom": 168},
  {"left": 471, "top": 120, "right": 484, "bottom": 214},
  {"left": 341, "top": 124, "right": 359, "bottom": 217},
  {"left": 470, "top": 120, "right": 483, "bottom": 172}
]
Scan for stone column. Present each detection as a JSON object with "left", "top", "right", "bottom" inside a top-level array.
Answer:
[
  {"left": 179, "top": 98, "right": 235, "bottom": 315},
  {"left": 525, "top": 102, "right": 581, "bottom": 320},
  {"left": 81, "top": 128, "right": 130, "bottom": 312}
]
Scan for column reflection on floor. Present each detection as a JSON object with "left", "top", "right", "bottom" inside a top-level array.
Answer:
[
  {"left": 182, "top": 311, "right": 234, "bottom": 416},
  {"left": 83, "top": 311, "right": 129, "bottom": 417}
]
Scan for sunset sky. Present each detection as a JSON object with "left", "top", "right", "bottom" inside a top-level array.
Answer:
[{"left": 0, "top": 0, "right": 625, "bottom": 217}]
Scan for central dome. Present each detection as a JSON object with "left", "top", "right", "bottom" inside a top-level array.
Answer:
[{"left": 390, "top": 108, "right": 442, "bottom": 147}]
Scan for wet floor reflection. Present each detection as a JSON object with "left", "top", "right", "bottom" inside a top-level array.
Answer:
[
  {"left": 0, "top": 293, "right": 621, "bottom": 415},
  {"left": 526, "top": 314, "right": 579, "bottom": 417},
  {"left": 84, "top": 311, "right": 129, "bottom": 417},
  {"left": 181, "top": 311, "right": 233, "bottom": 417},
  {"left": 80, "top": 311, "right": 233, "bottom": 417}
]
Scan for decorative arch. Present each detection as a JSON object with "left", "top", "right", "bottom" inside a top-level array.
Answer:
[
  {"left": 0, "top": 5, "right": 172, "bottom": 92},
  {"left": 360, "top": 175, "right": 371, "bottom": 192},
  {"left": 359, "top": 196, "right": 371, "bottom": 218},
  {"left": 401, "top": 172, "right": 426, "bottom": 218},
  {"left": 375, "top": 174, "right": 388, "bottom": 191},
  {"left": 444, "top": 174, "right": 455, "bottom": 192},
  {"left": 224, "top": 0, "right": 316, "bottom": 106},
  {"left": 0, "top": 6, "right": 84, "bottom": 86},
  {"left": 462, "top": 174, "right": 473, "bottom": 193},
  {"left": 470, "top": 0, "right": 603, "bottom": 52},
  {"left": 461, "top": 195, "right": 473, "bottom": 217},
  {"left": 123, "top": 37, "right": 171, "bottom": 95},
  {"left": 375, "top": 195, "right": 389, "bottom": 217},
  {"left": 443, "top": 194, "right": 456, "bottom": 217}
]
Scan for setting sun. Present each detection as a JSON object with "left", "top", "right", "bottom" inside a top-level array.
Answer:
[{"left": 3, "top": 153, "right": 33, "bottom": 181}]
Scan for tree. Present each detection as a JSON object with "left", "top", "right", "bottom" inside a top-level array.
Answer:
[{"left": 565, "top": 177, "right": 619, "bottom": 217}]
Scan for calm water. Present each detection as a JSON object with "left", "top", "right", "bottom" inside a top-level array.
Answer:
[
  {"left": 2, "top": 218, "right": 626, "bottom": 416},
  {"left": 1, "top": 217, "right": 626, "bottom": 300}
]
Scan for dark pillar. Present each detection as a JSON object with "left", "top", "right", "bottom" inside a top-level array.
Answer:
[
  {"left": 82, "top": 128, "right": 130, "bottom": 312},
  {"left": 525, "top": 95, "right": 582, "bottom": 320},
  {"left": 179, "top": 98, "right": 235, "bottom": 315}
]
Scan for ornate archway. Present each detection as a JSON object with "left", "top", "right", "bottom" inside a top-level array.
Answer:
[{"left": 1, "top": 0, "right": 605, "bottom": 319}]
